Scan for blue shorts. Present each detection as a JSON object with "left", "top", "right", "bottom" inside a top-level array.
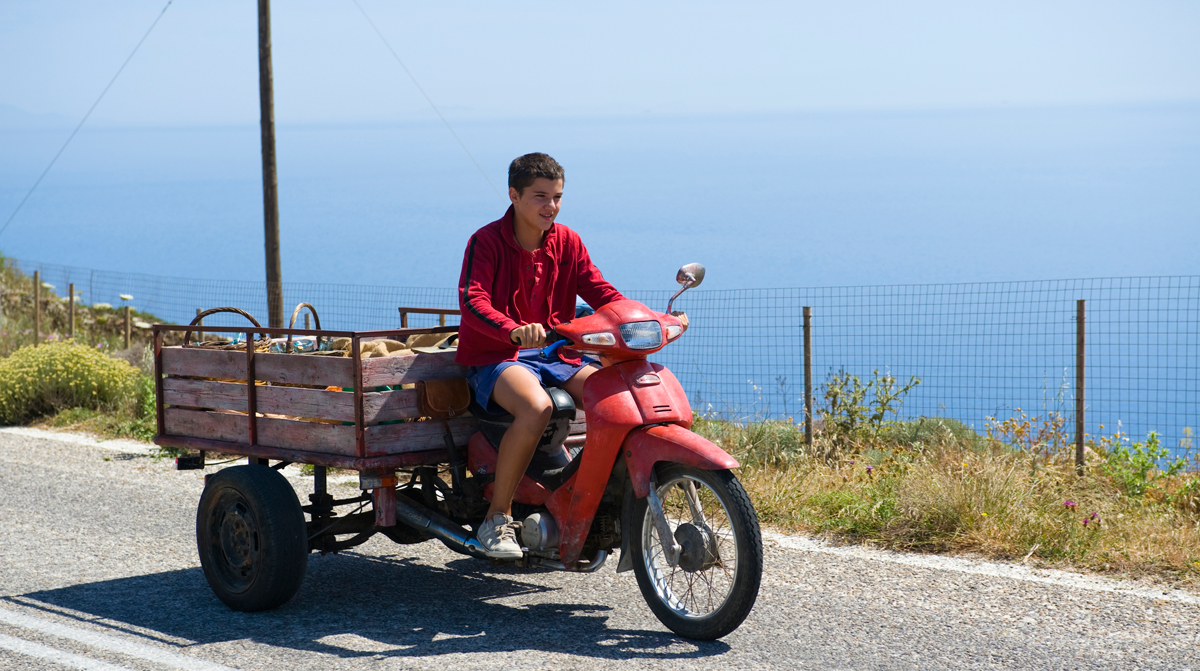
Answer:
[{"left": 466, "top": 349, "right": 597, "bottom": 415}]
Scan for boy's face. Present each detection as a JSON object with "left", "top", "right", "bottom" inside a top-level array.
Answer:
[{"left": 509, "top": 177, "right": 563, "bottom": 234}]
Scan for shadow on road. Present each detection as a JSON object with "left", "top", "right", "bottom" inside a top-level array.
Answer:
[{"left": 13, "top": 550, "right": 729, "bottom": 661}]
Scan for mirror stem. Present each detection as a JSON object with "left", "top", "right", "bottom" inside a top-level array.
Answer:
[{"left": 666, "top": 280, "right": 694, "bottom": 314}]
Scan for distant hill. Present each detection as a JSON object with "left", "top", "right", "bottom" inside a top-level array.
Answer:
[{"left": 0, "top": 104, "right": 71, "bottom": 129}]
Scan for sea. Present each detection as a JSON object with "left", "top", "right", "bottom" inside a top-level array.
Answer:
[{"left": 2, "top": 104, "right": 1198, "bottom": 456}]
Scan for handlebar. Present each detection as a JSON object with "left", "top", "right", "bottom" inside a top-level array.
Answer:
[{"left": 540, "top": 329, "right": 572, "bottom": 358}]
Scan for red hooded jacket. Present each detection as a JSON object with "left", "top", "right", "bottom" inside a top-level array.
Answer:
[{"left": 456, "top": 206, "right": 624, "bottom": 366}]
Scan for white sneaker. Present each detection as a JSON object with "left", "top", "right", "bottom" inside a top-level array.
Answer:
[{"left": 477, "top": 513, "right": 523, "bottom": 559}]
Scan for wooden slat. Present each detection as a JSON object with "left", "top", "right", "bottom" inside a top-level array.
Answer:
[
  {"left": 164, "top": 408, "right": 247, "bottom": 443},
  {"left": 364, "top": 417, "right": 478, "bottom": 456},
  {"left": 362, "top": 388, "right": 421, "bottom": 423},
  {"left": 257, "top": 385, "right": 355, "bottom": 422},
  {"left": 161, "top": 347, "right": 246, "bottom": 379},
  {"left": 255, "top": 352, "right": 353, "bottom": 388},
  {"left": 162, "top": 378, "right": 247, "bottom": 412},
  {"left": 258, "top": 416, "right": 357, "bottom": 456},
  {"left": 360, "top": 351, "right": 467, "bottom": 388}
]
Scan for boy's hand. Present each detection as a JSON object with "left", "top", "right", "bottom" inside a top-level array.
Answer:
[
  {"left": 509, "top": 323, "right": 546, "bottom": 348},
  {"left": 671, "top": 311, "right": 689, "bottom": 333}
]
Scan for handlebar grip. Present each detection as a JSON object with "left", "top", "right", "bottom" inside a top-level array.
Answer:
[{"left": 540, "top": 329, "right": 572, "bottom": 358}]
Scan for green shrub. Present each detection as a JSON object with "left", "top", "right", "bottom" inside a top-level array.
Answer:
[
  {"left": 1100, "top": 431, "right": 1187, "bottom": 498},
  {"left": 0, "top": 342, "right": 142, "bottom": 424}
]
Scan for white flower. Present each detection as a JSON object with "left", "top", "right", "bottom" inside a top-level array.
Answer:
[
  {"left": 42, "top": 282, "right": 55, "bottom": 290},
  {"left": 119, "top": 294, "right": 133, "bottom": 301},
  {"left": 93, "top": 302, "right": 113, "bottom": 310},
  {"left": 134, "top": 321, "right": 151, "bottom": 329}
]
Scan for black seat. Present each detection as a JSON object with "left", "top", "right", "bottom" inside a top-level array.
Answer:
[{"left": 469, "top": 385, "right": 580, "bottom": 488}]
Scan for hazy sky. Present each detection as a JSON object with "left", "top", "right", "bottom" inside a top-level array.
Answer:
[{"left": 3, "top": 1, "right": 1198, "bottom": 126}]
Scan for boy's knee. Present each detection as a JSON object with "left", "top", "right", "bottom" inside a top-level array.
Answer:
[{"left": 515, "top": 391, "right": 553, "bottom": 425}]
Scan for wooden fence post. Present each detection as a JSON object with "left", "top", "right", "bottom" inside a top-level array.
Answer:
[
  {"left": 33, "top": 270, "right": 40, "bottom": 346},
  {"left": 68, "top": 284, "right": 75, "bottom": 339},
  {"left": 196, "top": 308, "right": 204, "bottom": 343},
  {"left": 124, "top": 305, "right": 132, "bottom": 349},
  {"left": 304, "top": 313, "right": 310, "bottom": 330},
  {"left": 803, "top": 306, "right": 813, "bottom": 448},
  {"left": 1075, "top": 299, "right": 1086, "bottom": 476}
]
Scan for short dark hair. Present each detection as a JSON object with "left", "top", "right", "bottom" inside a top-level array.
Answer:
[{"left": 508, "top": 153, "right": 564, "bottom": 195}]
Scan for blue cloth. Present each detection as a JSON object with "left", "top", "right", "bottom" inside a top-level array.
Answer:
[{"left": 467, "top": 348, "right": 596, "bottom": 415}]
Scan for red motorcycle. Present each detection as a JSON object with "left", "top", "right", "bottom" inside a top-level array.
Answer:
[{"left": 403, "top": 263, "right": 763, "bottom": 640}]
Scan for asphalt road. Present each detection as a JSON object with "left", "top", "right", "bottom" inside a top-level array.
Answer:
[{"left": 1, "top": 429, "right": 1198, "bottom": 670}]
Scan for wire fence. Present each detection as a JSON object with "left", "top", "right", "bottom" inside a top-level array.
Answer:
[{"left": 8, "top": 258, "right": 1199, "bottom": 461}]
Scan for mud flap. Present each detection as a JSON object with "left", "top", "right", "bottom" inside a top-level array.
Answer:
[{"left": 616, "top": 477, "right": 637, "bottom": 573}]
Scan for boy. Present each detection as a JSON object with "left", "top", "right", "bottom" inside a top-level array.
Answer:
[{"left": 455, "top": 152, "right": 623, "bottom": 558}]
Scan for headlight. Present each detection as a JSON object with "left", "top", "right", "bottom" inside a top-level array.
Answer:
[
  {"left": 581, "top": 332, "right": 616, "bottom": 346},
  {"left": 618, "top": 321, "right": 663, "bottom": 350}
]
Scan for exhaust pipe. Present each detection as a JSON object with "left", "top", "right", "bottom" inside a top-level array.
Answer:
[
  {"left": 394, "top": 495, "right": 492, "bottom": 560},
  {"left": 393, "top": 496, "right": 611, "bottom": 572}
]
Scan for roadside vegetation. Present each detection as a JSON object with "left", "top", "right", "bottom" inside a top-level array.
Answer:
[
  {"left": 694, "top": 370, "right": 1200, "bottom": 585},
  {"left": 3, "top": 257, "right": 1197, "bottom": 583}
]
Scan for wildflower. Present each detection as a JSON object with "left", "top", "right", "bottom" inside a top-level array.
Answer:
[
  {"left": 1090, "top": 512, "right": 1097, "bottom": 519},
  {"left": 981, "top": 512, "right": 988, "bottom": 517},
  {"left": 866, "top": 465, "right": 874, "bottom": 474},
  {"left": 849, "top": 461, "right": 855, "bottom": 465},
  {"left": 1082, "top": 518, "right": 1089, "bottom": 526},
  {"left": 119, "top": 294, "right": 133, "bottom": 301},
  {"left": 1064, "top": 500, "right": 1076, "bottom": 509}
]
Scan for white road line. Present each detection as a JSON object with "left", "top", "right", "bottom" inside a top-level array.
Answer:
[
  {"left": 0, "top": 632, "right": 135, "bottom": 671},
  {"left": 765, "top": 531, "right": 1200, "bottom": 605},
  {"left": 0, "top": 606, "right": 238, "bottom": 671},
  {"left": 0, "top": 427, "right": 154, "bottom": 454}
]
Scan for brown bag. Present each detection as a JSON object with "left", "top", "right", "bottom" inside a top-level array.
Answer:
[{"left": 416, "top": 378, "right": 471, "bottom": 419}]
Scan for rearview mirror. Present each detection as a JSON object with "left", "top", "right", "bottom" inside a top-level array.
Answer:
[{"left": 675, "top": 263, "right": 706, "bottom": 288}]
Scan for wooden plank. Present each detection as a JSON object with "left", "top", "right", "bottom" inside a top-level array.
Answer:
[
  {"left": 161, "top": 347, "right": 246, "bottom": 379},
  {"left": 360, "top": 350, "right": 467, "bottom": 388},
  {"left": 362, "top": 388, "right": 421, "bottom": 423},
  {"left": 364, "top": 417, "right": 478, "bottom": 456},
  {"left": 257, "top": 385, "right": 355, "bottom": 422},
  {"left": 258, "top": 416, "right": 357, "bottom": 456},
  {"left": 255, "top": 352, "right": 353, "bottom": 388},
  {"left": 164, "top": 408, "right": 247, "bottom": 443},
  {"left": 162, "top": 378, "right": 247, "bottom": 412}
]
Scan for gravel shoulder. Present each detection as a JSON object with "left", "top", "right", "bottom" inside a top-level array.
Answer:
[{"left": 1, "top": 427, "right": 1197, "bottom": 670}]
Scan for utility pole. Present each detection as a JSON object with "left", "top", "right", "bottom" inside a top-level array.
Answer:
[{"left": 258, "top": 0, "right": 283, "bottom": 329}]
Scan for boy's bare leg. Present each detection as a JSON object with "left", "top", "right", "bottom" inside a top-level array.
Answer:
[
  {"left": 562, "top": 363, "right": 599, "bottom": 410},
  {"left": 487, "top": 365, "right": 553, "bottom": 518}
]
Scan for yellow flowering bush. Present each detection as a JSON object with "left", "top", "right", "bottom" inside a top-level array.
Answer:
[{"left": 0, "top": 342, "right": 142, "bottom": 424}]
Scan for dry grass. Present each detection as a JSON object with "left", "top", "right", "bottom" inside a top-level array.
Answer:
[{"left": 693, "top": 416, "right": 1200, "bottom": 586}]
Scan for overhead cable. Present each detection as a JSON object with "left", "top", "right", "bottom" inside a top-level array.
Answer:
[
  {"left": 350, "top": 0, "right": 502, "bottom": 198},
  {"left": 0, "top": 1, "right": 174, "bottom": 240}
]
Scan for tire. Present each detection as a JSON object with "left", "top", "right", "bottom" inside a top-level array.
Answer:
[
  {"left": 196, "top": 465, "right": 308, "bottom": 611},
  {"left": 630, "top": 465, "right": 763, "bottom": 640}
]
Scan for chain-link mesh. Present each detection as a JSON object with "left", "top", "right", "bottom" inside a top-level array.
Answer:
[{"left": 10, "top": 258, "right": 1198, "bottom": 460}]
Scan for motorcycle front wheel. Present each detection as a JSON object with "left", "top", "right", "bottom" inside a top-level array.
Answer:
[{"left": 630, "top": 464, "right": 762, "bottom": 640}]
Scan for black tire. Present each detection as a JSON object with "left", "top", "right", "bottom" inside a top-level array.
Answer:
[
  {"left": 630, "top": 465, "right": 762, "bottom": 640},
  {"left": 196, "top": 465, "right": 308, "bottom": 611}
]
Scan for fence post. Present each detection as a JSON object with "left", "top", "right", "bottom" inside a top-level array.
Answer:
[
  {"left": 196, "top": 308, "right": 204, "bottom": 343},
  {"left": 124, "top": 305, "right": 132, "bottom": 349},
  {"left": 803, "top": 306, "right": 813, "bottom": 448},
  {"left": 68, "top": 284, "right": 75, "bottom": 339},
  {"left": 1075, "top": 299, "right": 1086, "bottom": 476},
  {"left": 304, "top": 313, "right": 310, "bottom": 330},
  {"left": 33, "top": 271, "right": 41, "bottom": 346}
]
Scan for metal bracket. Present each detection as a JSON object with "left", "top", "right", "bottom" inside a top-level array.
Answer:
[{"left": 646, "top": 471, "right": 681, "bottom": 567}]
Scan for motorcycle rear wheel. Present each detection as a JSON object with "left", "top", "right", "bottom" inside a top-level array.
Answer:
[{"left": 630, "top": 465, "right": 762, "bottom": 640}]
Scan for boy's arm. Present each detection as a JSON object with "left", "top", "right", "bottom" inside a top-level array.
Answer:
[
  {"left": 574, "top": 240, "right": 625, "bottom": 309},
  {"left": 458, "top": 234, "right": 522, "bottom": 345}
]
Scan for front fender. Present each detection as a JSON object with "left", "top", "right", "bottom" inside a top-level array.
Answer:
[{"left": 624, "top": 424, "right": 739, "bottom": 498}]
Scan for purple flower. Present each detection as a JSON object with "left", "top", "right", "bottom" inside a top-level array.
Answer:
[
  {"left": 866, "top": 465, "right": 874, "bottom": 474},
  {"left": 1082, "top": 518, "right": 1089, "bottom": 526},
  {"left": 1090, "top": 512, "right": 1098, "bottom": 520},
  {"left": 1064, "top": 500, "right": 1076, "bottom": 509},
  {"left": 849, "top": 461, "right": 855, "bottom": 465}
]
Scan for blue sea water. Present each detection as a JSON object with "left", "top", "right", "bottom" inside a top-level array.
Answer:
[
  {"left": 3, "top": 104, "right": 1198, "bottom": 457},
  {"left": 2, "top": 103, "right": 1198, "bottom": 291}
]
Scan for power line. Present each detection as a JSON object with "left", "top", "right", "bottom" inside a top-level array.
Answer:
[
  {"left": 350, "top": 0, "right": 502, "bottom": 198},
  {"left": 0, "top": 1, "right": 174, "bottom": 240}
]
